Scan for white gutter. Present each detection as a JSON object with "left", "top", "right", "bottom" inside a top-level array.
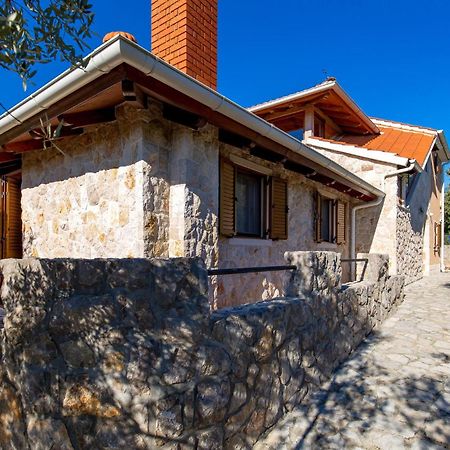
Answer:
[
  {"left": 0, "top": 36, "right": 383, "bottom": 200},
  {"left": 306, "top": 137, "right": 411, "bottom": 167},
  {"left": 350, "top": 160, "right": 416, "bottom": 279}
]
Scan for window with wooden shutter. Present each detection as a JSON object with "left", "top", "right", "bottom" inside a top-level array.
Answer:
[
  {"left": 1, "top": 176, "right": 22, "bottom": 259},
  {"left": 336, "top": 201, "right": 346, "bottom": 244},
  {"left": 219, "top": 158, "right": 236, "bottom": 237},
  {"left": 315, "top": 192, "right": 322, "bottom": 242},
  {"left": 434, "top": 222, "right": 442, "bottom": 252},
  {"left": 269, "top": 177, "right": 288, "bottom": 240}
]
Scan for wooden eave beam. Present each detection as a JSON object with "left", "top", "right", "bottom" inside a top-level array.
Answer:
[
  {"left": 0, "top": 153, "right": 21, "bottom": 163},
  {"left": 58, "top": 108, "right": 116, "bottom": 128},
  {"left": 257, "top": 94, "right": 330, "bottom": 122},
  {"left": 29, "top": 127, "right": 84, "bottom": 140},
  {"left": 0, "top": 65, "right": 128, "bottom": 147},
  {"left": 121, "top": 79, "right": 147, "bottom": 108},
  {"left": 2, "top": 127, "right": 84, "bottom": 153},
  {"left": 2, "top": 140, "right": 45, "bottom": 153},
  {"left": 163, "top": 104, "right": 207, "bottom": 130},
  {"left": 121, "top": 65, "right": 376, "bottom": 200}
]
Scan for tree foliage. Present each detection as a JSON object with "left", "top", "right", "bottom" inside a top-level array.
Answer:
[{"left": 0, "top": 0, "right": 94, "bottom": 88}]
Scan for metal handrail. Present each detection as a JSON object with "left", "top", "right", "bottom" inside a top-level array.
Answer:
[
  {"left": 341, "top": 258, "right": 368, "bottom": 263},
  {"left": 207, "top": 265, "right": 296, "bottom": 276}
]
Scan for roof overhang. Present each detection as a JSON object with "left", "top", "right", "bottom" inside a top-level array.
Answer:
[
  {"left": 305, "top": 137, "right": 414, "bottom": 167},
  {"left": 249, "top": 79, "right": 380, "bottom": 136},
  {"left": 0, "top": 36, "right": 383, "bottom": 202}
]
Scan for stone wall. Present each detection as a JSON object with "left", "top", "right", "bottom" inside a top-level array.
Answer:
[
  {"left": 0, "top": 253, "right": 404, "bottom": 449},
  {"left": 310, "top": 146, "right": 400, "bottom": 275},
  {"left": 20, "top": 101, "right": 358, "bottom": 309},
  {"left": 396, "top": 206, "right": 424, "bottom": 284},
  {"left": 22, "top": 104, "right": 169, "bottom": 259}
]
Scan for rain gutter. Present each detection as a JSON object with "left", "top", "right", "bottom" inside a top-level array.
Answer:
[{"left": 0, "top": 36, "right": 383, "bottom": 201}]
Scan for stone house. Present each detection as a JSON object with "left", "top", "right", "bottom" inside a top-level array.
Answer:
[
  {"left": 0, "top": 0, "right": 444, "bottom": 307},
  {"left": 251, "top": 79, "right": 449, "bottom": 284}
]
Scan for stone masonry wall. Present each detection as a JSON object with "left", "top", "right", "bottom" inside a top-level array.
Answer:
[
  {"left": 22, "top": 105, "right": 171, "bottom": 259},
  {"left": 310, "top": 146, "right": 401, "bottom": 276},
  {"left": 0, "top": 253, "right": 404, "bottom": 449},
  {"left": 396, "top": 206, "right": 424, "bottom": 284},
  {"left": 20, "top": 102, "right": 358, "bottom": 309}
]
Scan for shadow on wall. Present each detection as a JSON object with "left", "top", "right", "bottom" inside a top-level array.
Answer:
[
  {"left": 0, "top": 253, "right": 405, "bottom": 449},
  {"left": 354, "top": 200, "right": 385, "bottom": 256},
  {"left": 258, "top": 331, "right": 450, "bottom": 449}
]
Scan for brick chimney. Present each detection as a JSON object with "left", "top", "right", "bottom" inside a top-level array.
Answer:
[{"left": 151, "top": 0, "right": 218, "bottom": 90}]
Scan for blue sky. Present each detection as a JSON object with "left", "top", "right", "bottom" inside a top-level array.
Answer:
[{"left": 1, "top": 0, "right": 449, "bottom": 185}]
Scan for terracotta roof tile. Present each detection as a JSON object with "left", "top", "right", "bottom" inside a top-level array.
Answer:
[{"left": 333, "top": 125, "right": 436, "bottom": 166}]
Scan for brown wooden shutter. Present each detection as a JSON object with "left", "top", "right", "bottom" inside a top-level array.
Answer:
[
  {"left": 336, "top": 201, "right": 346, "bottom": 244},
  {"left": 315, "top": 192, "right": 322, "bottom": 242},
  {"left": 5, "top": 177, "right": 22, "bottom": 259},
  {"left": 269, "top": 177, "right": 288, "bottom": 240},
  {"left": 435, "top": 222, "right": 442, "bottom": 251},
  {"left": 219, "top": 158, "right": 236, "bottom": 237}
]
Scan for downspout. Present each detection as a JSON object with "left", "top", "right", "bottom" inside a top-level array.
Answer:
[
  {"left": 441, "top": 175, "right": 445, "bottom": 272},
  {"left": 350, "top": 160, "right": 416, "bottom": 279}
]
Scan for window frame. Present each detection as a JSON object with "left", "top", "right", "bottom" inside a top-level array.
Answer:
[
  {"left": 234, "top": 165, "right": 266, "bottom": 238},
  {"left": 315, "top": 192, "right": 346, "bottom": 245},
  {"left": 219, "top": 157, "right": 289, "bottom": 241}
]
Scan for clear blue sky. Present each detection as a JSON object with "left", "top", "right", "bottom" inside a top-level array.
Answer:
[{"left": 0, "top": 0, "right": 449, "bottom": 184}]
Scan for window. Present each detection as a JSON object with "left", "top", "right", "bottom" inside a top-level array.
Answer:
[
  {"left": 236, "top": 170, "right": 263, "bottom": 236},
  {"left": 434, "top": 222, "right": 442, "bottom": 252},
  {"left": 219, "top": 158, "right": 288, "bottom": 240},
  {"left": 398, "top": 173, "right": 416, "bottom": 205},
  {"left": 315, "top": 193, "right": 346, "bottom": 244}
]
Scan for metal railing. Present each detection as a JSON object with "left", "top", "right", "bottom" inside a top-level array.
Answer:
[{"left": 207, "top": 265, "right": 296, "bottom": 276}]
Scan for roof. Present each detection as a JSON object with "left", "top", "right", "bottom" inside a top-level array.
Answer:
[
  {"left": 251, "top": 80, "right": 448, "bottom": 169},
  {"left": 332, "top": 121, "right": 437, "bottom": 167},
  {"left": 0, "top": 36, "right": 383, "bottom": 202},
  {"left": 249, "top": 78, "right": 380, "bottom": 135}
]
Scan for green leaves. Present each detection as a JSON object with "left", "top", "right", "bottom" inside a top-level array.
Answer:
[{"left": 0, "top": 0, "right": 94, "bottom": 89}]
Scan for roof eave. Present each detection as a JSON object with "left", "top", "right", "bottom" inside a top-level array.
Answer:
[{"left": 0, "top": 36, "right": 383, "bottom": 201}]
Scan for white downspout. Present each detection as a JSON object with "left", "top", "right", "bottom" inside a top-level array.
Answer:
[
  {"left": 350, "top": 160, "right": 416, "bottom": 279},
  {"left": 441, "top": 176, "right": 445, "bottom": 272}
]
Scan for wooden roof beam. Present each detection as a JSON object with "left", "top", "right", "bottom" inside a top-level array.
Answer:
[
  {"left": 258, "top": 93, "right": 330, "bottom": 122},
  {"left": 122, "top": 79, "right": 147, "bottom": 108},
  {"left": 0, "top": 65, "right": 127, "bottom": 147},
  {"left": 58, "top": 108, "right": 116, "bottom": 128}
]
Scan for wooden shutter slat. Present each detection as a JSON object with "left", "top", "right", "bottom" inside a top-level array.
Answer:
[
  {"left": 336, "top": 200, "right": 346, "bottom": 245},
  {"left": 220, "top": 159, "right": 236, "bottom": 237},
  {"left": 315, "top": 192, "right": 322, "bottom": 242},
  {"left": 5, "top": 177, "right": 22, "bottom": 259},
  {"left": 269, "top": 177, "right": 288, "bottom": 240}
]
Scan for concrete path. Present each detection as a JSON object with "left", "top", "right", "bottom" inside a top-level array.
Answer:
[{"left": 255, "top": 273, "right": 450, "bottom": 449}]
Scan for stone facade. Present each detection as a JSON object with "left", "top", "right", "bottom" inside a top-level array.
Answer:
[
  {"left": 22, "top": 106, "right": 148, "bottom": 258},
  {"left": 311, "top": 145, "right": 440, "bottom": 283},
  {"left": 214, "top": 144, "right": 353, "bottom": 308},
  {"left": 0, "top": 253, "right": 404, "bottom": 449},
  {"left": 20, "top": 102, "right": 360, "bottom": 308},
  {"left": 396, "top": 206, "right": 423, "bottom": 284}
]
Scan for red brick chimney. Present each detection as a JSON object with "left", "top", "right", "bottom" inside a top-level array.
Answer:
[{"left": 151, "top": 0, "right": 218, "bottom": 90}]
